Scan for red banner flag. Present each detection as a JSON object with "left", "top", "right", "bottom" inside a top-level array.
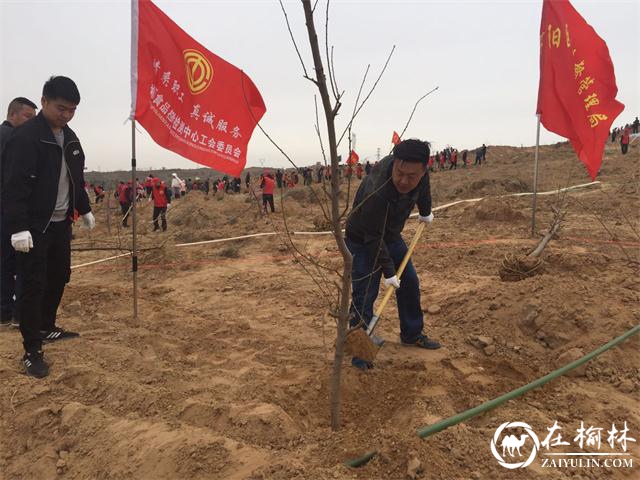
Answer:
[
  {"left": 131, "top": 0, "right": 266, "bottom": 176},
  {"left": 537, "top": 0, "right": 624, "bottom": 180},
  {"left": 347, "top": 150, "right": 360, "bottom": 165},
  {"left": 392, "top": 131, "right": 401, "bottom": 145}
]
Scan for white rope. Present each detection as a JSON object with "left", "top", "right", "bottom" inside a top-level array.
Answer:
[
  {"left": 71, "top": 180, "right": 603, "bottom": 268},
  {"left": 71, "top": 252, "right": 131, "bottom": 270}
]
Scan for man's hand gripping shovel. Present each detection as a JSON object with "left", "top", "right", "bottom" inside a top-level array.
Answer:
[{"left": 345, "top": 221, "right": 427, "bottom": 363}]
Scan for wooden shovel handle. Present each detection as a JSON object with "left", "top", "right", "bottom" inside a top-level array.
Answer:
[{"left": 373, "top": 221, "right": 426, "bottom": 317}]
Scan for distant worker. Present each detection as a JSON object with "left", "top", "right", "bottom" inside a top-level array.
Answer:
[
  {"left": 260, "top": 172, "right": 276, "bottom": 214},
  {"left": 118, "top": 181, "right": 133, "bottom": 227},
  {"left": 620, "top": 125, "right": 631, "bottom": 155},
  {"left": 151, "top": 178, "right": 171, "bottom": 231},
  {"left": 171, "top": 173, "right": 181, "bottom": 198}
]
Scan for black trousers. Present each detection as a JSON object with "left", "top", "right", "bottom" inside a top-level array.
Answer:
[
  {"left": 153, "top": 207, "right": 167, "bottom": 230},
  {"left": 621, "top": 143, "right": 628, "bottom": 154},
  {"left": 262, "top": 194, "right": 275, "bottom": 213},
  {"left": 15, "top": 220, "right": 71, "bottom": 353},
  {"left": 120, "top": 202, "right": 131, "bottom": 225},
  {"left": 0, "top": 218, "right": 16, "bottom": 322}
]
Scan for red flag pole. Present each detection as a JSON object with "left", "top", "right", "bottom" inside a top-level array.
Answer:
[
  {"left": 531, "top": 114, "right": 541, "bottom": 237},
  {"left": 131, "top": 120, "right": 139, "bottom": 319}
]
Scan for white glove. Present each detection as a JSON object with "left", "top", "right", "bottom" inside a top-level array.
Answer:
[
  {"left": 418, "top": 212, "right": 434, "bottom": 223},
  {"left": 11, "top": 231, "right": 33, "bottom": 253},
  {"left": 166, "top": 203, "right": 171, "bottom": 209},
  {"left": 81, "top": 212, "right": 96, "bottom": 230},
  {"left": 383, "top": 275, "right": 401, "bottom": 289}
]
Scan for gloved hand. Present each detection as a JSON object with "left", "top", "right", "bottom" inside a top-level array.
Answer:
[
  {"left": 383, "top": 275, "right": 401, "bottom": 289},
  {"left": 81, "top": 212, "right": 96, "bottom": 230},
  {"left": 418, "top": 212, "right": 434, "bottom": 223},
  {"left": 166, "top": 203, "right": 171, "bottom": 209},
  {"left": 11, "top": 231, "right": 33, "bottom": 253}
]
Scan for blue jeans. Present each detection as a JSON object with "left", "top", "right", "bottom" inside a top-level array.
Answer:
[{"left": 346, "top": 237, "right": 424, "bottom": 343}]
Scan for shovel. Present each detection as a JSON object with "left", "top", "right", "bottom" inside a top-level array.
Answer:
[{"left": 345, "top": 221, "right": 427, "bottom": 363}]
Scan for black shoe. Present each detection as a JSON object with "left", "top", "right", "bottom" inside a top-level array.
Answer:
[
  {"left": 23, "top": 351, "right": 49, "bottom": 378},
  {"left": 351, "top": 357, "right": 374, "bottom": 370},
  {"left": 402, "top": 334, "right": 441, "bottom": 350},
  {"left": 41, "top": 327, "right": 80, "bottom": 343},
  {"left": 10, "top": 318, "right": 20, "bottom": 328}
]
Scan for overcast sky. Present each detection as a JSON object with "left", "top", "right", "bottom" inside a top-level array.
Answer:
[{"left": 1, "top": 0, "right": 638, "bottom": 172}]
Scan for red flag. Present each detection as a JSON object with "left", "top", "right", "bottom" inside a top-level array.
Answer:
[
  {"left": 131, "top": 0, "right": 266, "bottom": 176},
  {"left": 392, "top": 131, "right": 401, "bottom": 145},
  {"left": 537, "top": 0, "right": 624, "bottom": 180},
  {"left": 347, "top": 150, "right": 359, "bottom": 165}
]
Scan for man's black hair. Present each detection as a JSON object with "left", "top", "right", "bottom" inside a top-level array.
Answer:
[
  {"left": 7, "top": 97, "right": 37, "bottom": 116},
  {"left": 392, "top": 139, "right": 431, "bottom": 165},
  {"left": 42, "top": 76, "right": 81, "bottom": 104}
]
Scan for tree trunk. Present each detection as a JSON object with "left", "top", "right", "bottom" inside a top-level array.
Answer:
[{"left": 302, "top": 0, "right": 353, "bottom": 431}]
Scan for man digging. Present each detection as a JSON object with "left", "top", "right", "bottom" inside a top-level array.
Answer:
[{"left": 345, "top": 139, "right": 440, "bottom": 370}]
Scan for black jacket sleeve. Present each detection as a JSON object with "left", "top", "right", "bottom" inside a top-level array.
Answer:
[
  {"left": 3, "top": 134, "right": 38, "bottom": 234},
  {"left": 359, "top": 194, "right": 396, "bottom": 278},
  {"left": 416, "top": 173, "right": 432, "bottom": 217}
]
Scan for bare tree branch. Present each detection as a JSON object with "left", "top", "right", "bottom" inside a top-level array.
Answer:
[
  {"left": 278, "top": 0, "right": 316, "bottom": 84},
  {"left": 336, "top": 45, "right": 396, "bottom": 148},
  {"left": 398, "top": 86, "right": 439, "bottom": 139},
  {"left": 324, "top": 0, "right": 339, "bottom": 102}
]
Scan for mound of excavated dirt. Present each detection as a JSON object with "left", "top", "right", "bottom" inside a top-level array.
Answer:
[
  {"left": 1, "top": 142, "right": 638, "bottom": 479},
  {"left": 465, "top": 197, "right": 528, "bottom": 222}
]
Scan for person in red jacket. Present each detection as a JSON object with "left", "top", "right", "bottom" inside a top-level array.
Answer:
[
  {"left": 118, "top": 181, "right": 133, "bottom": 227},
  {"left": 449, "top": 149, "right": 458, "bottom": 170},
  {"left": 144, "top": 175, "right": 154, "bottom": 197},
  {"left": 151, "top": 179, "right": 171, "bottom": 231},
  {"left": 620, "top": 125, "right": 631, "bottom": 155},
  {"left": 260, "top": 172, "right": 276, "bottom": 213}
]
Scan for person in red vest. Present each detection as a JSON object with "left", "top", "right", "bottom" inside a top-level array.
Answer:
[
  {"left": 151, "top": 178, "right": 171, "bottom": 231},
  {"left": 260, "top": 172, "right": 276, "bottom": 213},
  {"left": 620, "top": 125, "right": 631, "bottom": 155},
  {"left": 93, "top": 184, "right": 105, "bottom": 203},
  {"left": 118, "top": 181, "right": 133, "bottom": 227},
  {"left": 356, "top": 163, "right": 364, "bottom": 179},
  {"left": 439, "top": 152, "right": 446, "bottom": 170},
  {"left": 144, "top": 175, "right": 154, "bottom": 197},
  {"left": 449, "top": 149, "right": 458, "bottom": 170}
]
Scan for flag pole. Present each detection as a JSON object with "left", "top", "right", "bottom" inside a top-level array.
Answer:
[
  {"left": 531, "top": 114, "right": 541, "bottom": 237},
  {"left": 131, "top": 120, "right": 139, "bottom": 319}
]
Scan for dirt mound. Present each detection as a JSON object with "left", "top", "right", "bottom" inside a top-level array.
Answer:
[{"left": 463, "top": 197, "right": 528, "bottom": 222}]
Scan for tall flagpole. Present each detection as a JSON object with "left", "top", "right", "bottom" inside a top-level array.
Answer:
[
  {"left": 531, "top": 114, "right": 541, "bottom": 237},
  {"left": 131, "top": 120, "right": 139, "bottom": 319}
]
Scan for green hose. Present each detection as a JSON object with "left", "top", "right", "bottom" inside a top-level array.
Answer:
[
  {"left": 344, "top": 323, "right": 639, "bottom": 467},
  {"left": 417, "top": 323, "right": 640, "bottom": 438},
  {"left": 344, "top": 450, "right": 378, "bottom": 468}
]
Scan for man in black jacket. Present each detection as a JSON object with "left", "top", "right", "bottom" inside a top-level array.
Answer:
[
  {"left": 345, "top": 139, "right": 440, "bottom": 370},
  {"left": 1, "top": 97, "right": 38, "bottom": 328},
  {"left": 3, "top": 76, "right": 95, "bottom": 378}
]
